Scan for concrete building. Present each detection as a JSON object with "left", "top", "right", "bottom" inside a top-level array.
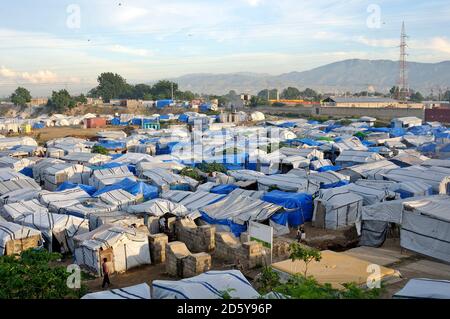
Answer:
[{"left": 322, "top": 96, "right": 423, "bottom": 109}]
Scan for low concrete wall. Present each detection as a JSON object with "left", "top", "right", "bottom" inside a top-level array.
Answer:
[
  {"left": 425, "top": 108, "right": 450, "bottom": 124},
  {"left": 257, "top": 106, "right": 424, "bottom": 121},
  {"left": 317, "top": 106, "right": 424, "bottom": 121}
]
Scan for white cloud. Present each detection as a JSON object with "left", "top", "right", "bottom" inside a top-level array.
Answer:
[
  {"left": 353, "top": 36, "right": 398, "bottom": 48},
  {"left": 430, "top": 37, "right": 450, "bottom": 54},
  {"left": 0, "top": 66, "right": 65, "bottom": 84},
  {"left": 245, "top": 0, "right": 264, "bottom": 7},
  {"left": 109, "top": 45, "right": 153, "bottom": 57}
]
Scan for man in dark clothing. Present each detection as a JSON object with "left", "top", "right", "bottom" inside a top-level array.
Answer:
[{"left": 101, "top": 258, "right": 111, "bottom": 289}]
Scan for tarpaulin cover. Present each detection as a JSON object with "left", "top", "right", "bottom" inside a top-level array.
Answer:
[
  {"left": 200, "top": 212, "right": 247, "bottom": 237},
  {"left": 368, "top": 127, "right": 390, "bottom": 133},
  {"left": 56, "top": 181, "right": 97, "bottom": 196},
  {"left": 32, "top": 122, "right": 45, "bottom": 129},
  {"left": 417, "top": 143, "right": 437, "bottom": 153},
  {"left": 318, "top": 165, "right": 342, "bottom": 172},
  {"left": 96, "top": 140, "right": 126, "bottom": 150},
  {"left": 19, "top": 167, "right": 33, "bottom": 178},
  {"left": 390, "top": 127, "right": 406, "bottom": 137},
  {"left": 156, "top": 100, "right": 173, "bottom": 109},
  {"left": 297, "top": 138, "right": 322, "bottom": 146},
  {"left": 325, "top": 124, "right": 342, "bottom": 133},
  {"left": 178, "top": 114, "right": 189, "bottom": 122},
  {"left": 262, "top": 190, "right": 313, "bottom": 226},
  {"left": 92, "top": 178, "right": 158, "bottom": 200},
  {"left": 90, "top": 162, "right": 125, "bottom": 170},
  {"left": 408, "top": 125, "right": 432, "bottom": 135},
  {"left": 210, "top": 184, "right": 239, "bottom": 195}
]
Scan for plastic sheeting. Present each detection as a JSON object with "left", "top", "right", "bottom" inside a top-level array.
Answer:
[
  {"left": 92, "top": 178, "right": 158, "bottom": 201},
  {"left": 152, "top": 270, "right": 260, "bottom": 299},
  {"left": 262, "top": 190, "right": 313, "bottom": 226},
  {"left": 82, "top": 283, "right": 151, "bottom": 299}
]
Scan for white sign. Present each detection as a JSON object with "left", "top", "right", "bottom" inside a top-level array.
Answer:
[
  {"left": 249, "top": 221, "right": 274, "bottom": 264},
  {"left": 249, "top": 222, "right": 273, "bottom": 248}
]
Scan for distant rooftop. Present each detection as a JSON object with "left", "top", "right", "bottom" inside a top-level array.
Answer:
[{"left": 323, "top": 97, "right": 398, "bottom": 104}]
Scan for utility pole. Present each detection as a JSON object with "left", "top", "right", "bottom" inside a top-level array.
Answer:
[
  {"left": 398, "top": 21, "right": 409, "bottom": 102},
  {"left": 171, "top": 82, "right": 174, "bottom": 100}
]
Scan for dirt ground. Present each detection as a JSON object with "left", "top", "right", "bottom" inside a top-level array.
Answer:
[{"left": 30, "top": 126, "right": 126, "bottom": 144}]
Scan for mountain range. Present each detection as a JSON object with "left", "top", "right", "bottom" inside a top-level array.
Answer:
[{"left": 170, "top": 59, "right": 450, "bottom": 95}]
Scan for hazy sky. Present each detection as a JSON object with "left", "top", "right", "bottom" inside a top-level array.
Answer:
[{"left": 1, "top": 0, "right": 450, "bottom": 96}]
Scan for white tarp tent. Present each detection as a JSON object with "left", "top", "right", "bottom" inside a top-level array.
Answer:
[
  {"left": 200, "top": 193, "right": 282, "bottom": 225},
  {"left": 74, "top": 225, "right": 151, "bottom": 276},
  {"left": 143, "top": 168, "right": 199, "bottom": 192},
  {"left": 81, "top": 283, "right": 151, "bottom": 299},
  {"left": 0, "top": 221, "right": 42, "bottom": 256},
  {"left": 393, "top": 279, "right": 450, "bottom": 299},
  {"left": 313, "top": 188, "right": 363, "bottom": 230},
  {"left": 161, "top": 190, "right": 225, "bottom": 211},
  {"left": 401, "top": 196, "right": 450, "bottom": 263},
  {"left": 152, "top": 270, "right": 260, "bottom": 299},
  {"left": 90, "top": 166, "right": 136, "bottom": 190},
  {"left": 127, "top": 198, "right": 189, "bottom": 217}
]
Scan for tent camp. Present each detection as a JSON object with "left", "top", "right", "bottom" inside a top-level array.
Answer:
[
  {"left": 38, "top": 187, "right": 91, "bottom": 213},
  {"left": 40, "top": 163, "right": 92, "bottom": 191},
  {"left": 62, "top": 152, "right": 111, "bottom": 165},
  {"left": 161, "top": 190, "right": 225, "bottom": 211},
  {"left": 12, "top": 210, "right": 88, "bottom": 253},
  {"left": 82, "top": 283, "right": 151, "bottom": 299},
  {"left": 0, "top": 221, "right": 42, "bottom": 256},
  {"left": 90, "top": 166, "right": 136, "bottom": 190},
  {"left": 74, "top": 225, "right": 151, "bottom": 276},
  {"left": 313, "top": 188, "right": 363, "bottom": 230},
  {"left": 393, "top": 279, "right": 450, "bottom": 299},
  {"left": 199, "top": 192, "right": 282, "bottom": 236},
  {"left": 152, "top": 270, "right": 260, "bottom": 299},
  {"left": 401, "top": 196, "right": 450, "bottom": 263},
  {"left": 142, "top": 168, "right": 199, "bottom": 192},
  {"left": 335, "top": 150, "right": 384, "bottom": 168}
]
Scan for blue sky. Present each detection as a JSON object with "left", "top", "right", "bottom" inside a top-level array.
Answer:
[{"left": 1, "top": 0, "right": 450, "bottom": 96}]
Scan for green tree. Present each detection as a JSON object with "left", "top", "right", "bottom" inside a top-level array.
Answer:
[
  {"left": 89, "top": 72, "right": 130, "bottom": 102},
  {"left": 74, "top": 94, "right": 87, "bottom": 104},
  {"left": 0, "top": 249, "right": 86, "bottom": 299},
  {"left": 443, "top": 90, "right": 450, "bottom": 102},
  {"left": 281, "top": 87, "right": 301, "bottom": 99},
  {"left": 257, "top": 89, "right": 278, "bottom": 100},
  {"left": 300, "top": 88, "right": 318, "bottom": 99},
  {"left": 410, "top": 91, "right": 424, "bottom": 102},
  {"left": 47, "top": 90, "right": 76, "bottom": 113},
  {"left": 151, "top": 80, "right": 178, "bottom": 100},
  {"left": 389, "top": 86, "right": 399, "bottom": 98},
  {"left": 289, "top": 243, "right": 322, "bottom": 277},
  {"left": 92, "top": 145, "right": 110, "bottom": 155},
  {"left": 10, "top": 87, "right": 32, "bottom": 108},
  {"left": 133, "top": 83, "right": 153, "bottom": 100}
]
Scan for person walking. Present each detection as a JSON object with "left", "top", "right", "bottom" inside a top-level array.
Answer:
[{"left": 101, "top": 258, "right": 111, "bottom": 289}]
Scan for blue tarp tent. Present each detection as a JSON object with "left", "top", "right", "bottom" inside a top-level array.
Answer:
[
  {"left": 92, "top": 178, "right": 158, "bottom": 200},
  {"left": 298, "top": 138, "right": 322, "bottom": 147},
  {"left": 210, "top": 184, "right": 239, "bottom": 195},
  {"left": 369, "top": 127, "right": 390, "bottom": 133},
  {"left": 156, "top": 100, "right": 173, "bottom": 109},
  {"left": 390, "top": 127, "right": 406, "bottom": 137},
  {"left": 56, "top": 182, "right": 97, "bottom": 196},
  {"left": 32, "top": 122, "right": 45, "bottom": 129},
  {"left": 317, "top": 165, "right": 342, "bottom": 172},
  {"left": 110, "top": 118, "right": 121, "bottom": 126},
  {"left": 19, "top": 167, "right": 33, "bottom": 178},
  {"left": 262, "top": 190, "right": 313, "bottom": 227},
  {"left": 95, "top": 140, "right": 126, "bottom": 150},
  {"left": 200, "top": 212, "right": 247, "bottom": 237}
]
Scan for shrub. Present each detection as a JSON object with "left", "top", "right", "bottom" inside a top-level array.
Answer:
[
  {"left": 180, "top": 167, "right": 205, "bottom": 182},
  {"left": 92, "top": 145, "right": 109, "bottom": 155},
  {"left": 197, "top": 162, "right": 227, "bottom": 174},
  {"left": 0, "top": 249, "right": 87, "bottom": 299}
]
